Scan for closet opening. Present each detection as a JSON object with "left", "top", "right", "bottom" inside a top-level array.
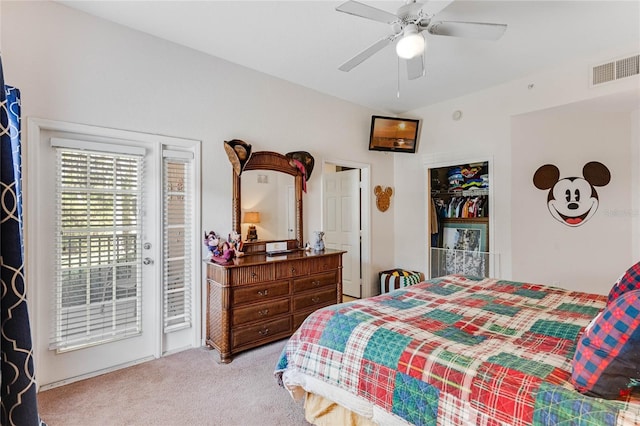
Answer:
[{"left": 428, "top": 161, "right": 492, "bottom": 279}]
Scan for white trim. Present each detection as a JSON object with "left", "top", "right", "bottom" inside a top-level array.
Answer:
[
  {"left": 322, "top": 158, "right": 373, "bottom": 299},
  {"left": 38, "top": 355, "right": 155, "bottom": 392},
  {"left": 423, "top": 152, "right": 497, "bottom": 278},
  {"left": 163, "top": 149, "right": 194, "bottom": 159},
  {"left": 29, "top": 117, "right": 199, "bottom": 147}
]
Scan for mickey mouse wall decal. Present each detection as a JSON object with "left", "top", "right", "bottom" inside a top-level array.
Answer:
[{"left": 533, "top": 162, "right": 611, "bottom": 227}]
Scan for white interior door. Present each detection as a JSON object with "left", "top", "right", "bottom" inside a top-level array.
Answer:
[
  {"left": 323, "top": 168, "right": 361, "bottom": 297},
  {"left": 287, "top": 185, "right": 295, "bottom": 239}
]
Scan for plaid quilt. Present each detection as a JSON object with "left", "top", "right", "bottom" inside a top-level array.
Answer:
[{"left": 275, "top": 275, "right": 640, "bottom": 425}]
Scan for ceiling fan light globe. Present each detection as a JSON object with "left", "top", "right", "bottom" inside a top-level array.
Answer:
[{"left": 395, "top": 32, "right": 425, "bottom": 59}]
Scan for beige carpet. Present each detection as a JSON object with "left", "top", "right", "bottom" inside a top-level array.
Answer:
[{"left": 38, "top": 340, "right": 310, "bottom": 426}]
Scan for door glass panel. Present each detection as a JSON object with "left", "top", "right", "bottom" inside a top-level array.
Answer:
[
  {"left": 52, "top": 149, "right": 143, "bottom": 352},
  {"left": 163, "top": 156, "right": 193, "bottom": 332}
]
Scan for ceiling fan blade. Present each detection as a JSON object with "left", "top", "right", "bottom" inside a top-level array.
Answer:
[
  {"left": 427, "top": 21, "right": 507, "bottom": 40},
  {"left": 339, "top": 36, "right": 394, "bottom": 72},
  {"left": 420, "top": 0, "right": 454, "bottom": 17},
  {"left": 335, "top": 0, "right": 398, "bottom": 24},
  {"left": 406, "top": 55, "right": 425, "bottom": 80}
]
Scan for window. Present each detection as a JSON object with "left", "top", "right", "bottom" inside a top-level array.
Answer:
[
  {"left": 52, "top": 147, "right": 144, "bottom": 352},
  {"left": 162, "top": 151, "right": 193, "bottom": 332}
]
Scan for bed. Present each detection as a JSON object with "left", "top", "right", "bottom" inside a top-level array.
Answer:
[{"left": 275, "top": 274, "right": 640, "bottom": 425}]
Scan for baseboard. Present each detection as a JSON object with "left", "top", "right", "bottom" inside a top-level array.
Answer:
[{"left": 38, "top": 355, "right": 156, "bottom": 392}]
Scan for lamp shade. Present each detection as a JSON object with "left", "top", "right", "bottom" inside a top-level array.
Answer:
[
  {"left": 243, "top": 211, "right": 260, "bottom": 224},
  {"left": 396, "top": 25, "right": 426, "bottom": 59}
]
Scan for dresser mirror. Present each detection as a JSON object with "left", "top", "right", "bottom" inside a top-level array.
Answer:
[
  {"left": 240, "top": 170, "right": 295, "bottom": 241},
  {"left": 232, "top": 151, "right": 303, "bottom": 250}
]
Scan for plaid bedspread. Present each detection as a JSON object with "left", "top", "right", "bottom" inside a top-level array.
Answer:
[{"left": 275, "top": 275, "right": 640, "bottom": 425}]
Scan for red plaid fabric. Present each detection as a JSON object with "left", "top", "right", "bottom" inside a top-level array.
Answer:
[
  {"left": 608, "top": 261, "right": 640, "bottom": 304},
  {"left": 571, "top": 289, "right": 640, "bottom": 399},
  {"left": 471, "top": 364, "right": 540, "bottom": 426}
]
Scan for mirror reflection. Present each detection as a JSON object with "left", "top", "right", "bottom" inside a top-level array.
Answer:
[{"left": 241, "top": 170, "right": 296, "bottom": 241}]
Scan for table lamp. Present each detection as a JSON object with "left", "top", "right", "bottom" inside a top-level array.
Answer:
[{"left": 243, "top": 211, "right": 260, "bottom": 241}]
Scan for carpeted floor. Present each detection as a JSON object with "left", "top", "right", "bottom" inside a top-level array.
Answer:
[{"left": 37, "top": 340, "right": 310, "bottom": 426}]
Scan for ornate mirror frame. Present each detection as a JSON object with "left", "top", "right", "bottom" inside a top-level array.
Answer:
[{"left": 232, "top": 151, "right": 304, "bottom": 250}]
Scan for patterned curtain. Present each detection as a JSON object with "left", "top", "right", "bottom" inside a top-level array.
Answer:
[{"left": 0, "top": 57, "right": 42, "bottom": 425}]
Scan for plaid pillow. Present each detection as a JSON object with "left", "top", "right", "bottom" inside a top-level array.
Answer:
[
  {"left": 607, "top": 261, "right": 640, "bottom": 304},
  {"left": 570, "top": 289, "right": 640, "bottom": 399}
]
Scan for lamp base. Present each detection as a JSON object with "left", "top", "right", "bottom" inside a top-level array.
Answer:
[{"left": 246, "top": 225, "right": 258, "bottom": 242}]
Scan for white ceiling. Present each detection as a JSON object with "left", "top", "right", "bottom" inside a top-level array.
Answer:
[{"left": 59, "top": 0, "right": 640, "bottom": 114}]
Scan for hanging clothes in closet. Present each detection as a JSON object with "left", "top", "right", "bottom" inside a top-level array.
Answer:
[{"left": 434, "top": 194, "right": 489, "bottom": 219}]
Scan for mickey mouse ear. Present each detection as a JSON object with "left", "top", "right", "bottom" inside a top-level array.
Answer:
[
  {"left": 286, "top": 151, "right": 315, "bottom": 180},
  {"left": 224, "top": 139, "right": 252, "bottom": 175}
]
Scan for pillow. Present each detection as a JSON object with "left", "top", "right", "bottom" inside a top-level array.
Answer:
[
  {"left": 570, "top": 289, "right": 640, "bottom": 399},
  {"left": 607, "top": 261, "right": 640, "bottom": 305}
]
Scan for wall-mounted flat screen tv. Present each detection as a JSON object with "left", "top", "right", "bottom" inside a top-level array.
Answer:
[{"left": 369, "top": 115, "right": 420, "bottom": 153}]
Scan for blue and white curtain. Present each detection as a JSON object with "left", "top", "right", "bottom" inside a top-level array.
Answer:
[{"left": 0, "top": 56, "right": 41, "bottom": 425}]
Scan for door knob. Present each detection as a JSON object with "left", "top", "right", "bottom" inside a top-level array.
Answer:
[{"left": 143, "top": 257, "right": 154, "bottom": 265}]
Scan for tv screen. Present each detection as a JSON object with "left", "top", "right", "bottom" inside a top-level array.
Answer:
[{"left": 369, "top": 115, "right": 420, "bottom": 153}]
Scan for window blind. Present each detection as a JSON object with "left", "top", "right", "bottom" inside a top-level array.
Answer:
[
  {"left": 51, "top": 148, "right": 144, "bottom": 352},
  {"left": 162, "top": 154, "right": 193, "bottom": 332}
]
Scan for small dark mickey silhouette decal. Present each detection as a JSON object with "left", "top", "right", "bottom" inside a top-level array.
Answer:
[{"left": 533, "top": 162, "right": 611, "bottom": 227}]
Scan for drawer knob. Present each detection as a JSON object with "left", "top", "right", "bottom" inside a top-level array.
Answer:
[
  {"left": 251, "top": 272, "right": 258, "bottom": 278},
  {"left": 258, "top": 328, "right": 270, "bottom": 336},
  {"left": 312, "top": 280, "right": 321, "bottom": 287},
  {"left": 291, "top": 267, "right": 296, "bottom": 273},
  {"left": 257, "top": 289, "right": 269, "bottom": 297},
  {"left": 312, "top": 296, "right": 320, "bottom": 303},
  {"left": 258, "top": 309, "right": 269, "bottom": 317}
]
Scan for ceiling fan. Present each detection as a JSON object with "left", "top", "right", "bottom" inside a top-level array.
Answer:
[{"left": 336, "top": 0, "right": 507, "bottom": 80}]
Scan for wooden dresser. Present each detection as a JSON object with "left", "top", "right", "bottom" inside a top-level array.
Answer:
[{"left": 205, "top": 249, "right": 345, "bottom": 363}]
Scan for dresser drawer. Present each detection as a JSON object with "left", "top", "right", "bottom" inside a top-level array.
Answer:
[
  {"left": 293, "top": 286, "right": 337, "bottom": 311},
  {"left": 230, "top": 264, "right": 274, "bottom": 285},
  {"left": 293, "top": 271, "right": 337, "bottom": 293},
  {"left": 232, "top": 281, "right": 289, "bottom": 306},
  {"left": 275, "top": 260, "right": 309, "bottom": 279},
  {"left": 308, "top": 255, "right": 340, "bottom": 273},
  {"left": 232, "top": 317, "right": 291, "bottom": 349},
  {"left": 232, "top": 298, "right": 290, "bottom": 326}
]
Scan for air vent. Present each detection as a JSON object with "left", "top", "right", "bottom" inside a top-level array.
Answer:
[{"left": 592, "top": 54, "right": 640, "bottom": 86}]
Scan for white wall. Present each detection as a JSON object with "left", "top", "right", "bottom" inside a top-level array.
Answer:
[
  {"left": 1, "top": 0, "right": 398, "bottom": 296},
  {"left": 511, "top": 102, "right": 633, "bottom": 293},
  {"left": 395, "top": 44, "right": 640, "bottom": 293}
]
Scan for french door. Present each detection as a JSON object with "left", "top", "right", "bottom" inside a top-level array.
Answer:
[{"left": 27, "top": 119, "right": 200, "bottom": 389}]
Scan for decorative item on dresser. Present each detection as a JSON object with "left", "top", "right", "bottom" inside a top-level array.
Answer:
[{"left": 205, "top": 249, "right": 344, "bottom": 363}]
